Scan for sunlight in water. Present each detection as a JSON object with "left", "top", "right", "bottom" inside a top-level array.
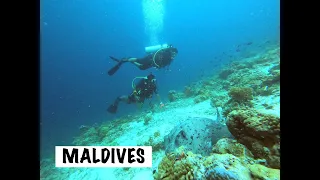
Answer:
[{"left": 142, "top": 0, "right": 165, "bottom": 45}]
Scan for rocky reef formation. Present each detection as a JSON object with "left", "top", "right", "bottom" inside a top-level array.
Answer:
[
  {"left": 154, "top": 138, "right": 280, "bottom": 180},
  {"left": 167, "top": 46, "right": 280, "bottom": 108},
  {"left": 167, "top": 90, "right": 184, "bottom": 102},
  {"left": 154, "top": 46, "right": 281, "bottom": 179},
  {"left": 226, "top": 108, "right": 280, "bottom": 169}
]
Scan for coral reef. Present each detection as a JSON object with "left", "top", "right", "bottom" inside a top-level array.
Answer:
[
  {"left": 184, "top": 86, "right": 195, "bottom": 97},
  {"left": 193, "top": 89, "right": 212, "bottom": 104},
  {"left": 168, "top": 90, "right": 184, "bottom": 102},
  {"left": 154, "top": 139, "right": 280, "bottom": 180},
  {"left": 138, "top": 130, "right": 164, "bottom": 153},
  {"left": 228, "top": 87, "right": 253, "bottom": 103},
  {"left": 210, "top": 93, "right": 229, "bottom": 108},
  {"left": 216, "top": 47, "right": 280, "bottom": 99},
  {"left": 203, "top": 154, "right": 252, "bottom": 180},
  {"left": 40, "top": 158, "right": 61, "bottom": 179},
  {"left": 211, "top": 138, "right": 254, "bottom": 160},
  {"left": 248, "top": 164, "right": 280, "bottom": 179},
  {"left": 219, "top": 68, "right": 234, "bottom": 79},
  {"left": 226, "top": 108, "right": 280, "bottom": 169},
  {"left": 222, "top": 87, "right": 254, "bottom": 118},
  {"left": 142, "top": 136, "right": 164, "bottom": 152},
  {"left": 153, "top": 151, "right": 194, "bottom": 180},
  {"left": 73, "top": 115, "right": 135, "bottom": 147},
  {"left": 72, "top": 126, "right": 101, "bottom": 146}
]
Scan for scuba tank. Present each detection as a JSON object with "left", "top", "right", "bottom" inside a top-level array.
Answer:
[{"left": 144, "top": 43, "right": 169, "bottom": 54}]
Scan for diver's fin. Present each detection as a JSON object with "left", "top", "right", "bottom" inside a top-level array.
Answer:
[
  {"left": 107, "top": 61, "right": 123, "bottom": 76},
  {"left": 107, "top": 104, "right": 118, "bottom": 114}
]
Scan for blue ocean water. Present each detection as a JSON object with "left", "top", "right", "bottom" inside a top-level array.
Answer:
[{"left": 40, "top": 0, "right": 280, "bottom": 158}]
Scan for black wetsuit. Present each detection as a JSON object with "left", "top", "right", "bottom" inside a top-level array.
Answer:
[
  {"left": 107, "top": 77, "right": 158, "bottom": 113},
  {"left": 136, "top": 48, "right": 174, "bottom": 70},
  {"left": 128, "top": 78, "right": 158, "bottom": 103},
  {"left": 136, "top": 54, "right": 153, "bottom": 70}
]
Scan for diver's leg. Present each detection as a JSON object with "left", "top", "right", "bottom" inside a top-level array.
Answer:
[
  {"left": 122, "top": 58, "right": 143, "bottom": 68},
  {"left": 132, "top": 62, "right": 143, "bottom": 68},
  {"left": 107, "top": 95, "right": 129, "bottom": 113},
  {"left": 110, "top": 57, "right": 136, "bottom": 63},
  {"left": 118, "top": 95, "right": 130, "bottom": 103},
  {"left": 124, "top": 58, "right": 138, "bottom": 62}
]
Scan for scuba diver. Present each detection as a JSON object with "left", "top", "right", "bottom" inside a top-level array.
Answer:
[
  {"left": 107, "top": 73, "right": 162, "bottom": 114},
  {"left": 107, "top": 44, "right": 178, "bottom": 76}
]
